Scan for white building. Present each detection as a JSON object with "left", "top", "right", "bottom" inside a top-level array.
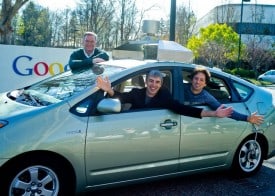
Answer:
[{"left": 194, "top": 4, "right": 275, "bottom": 48}]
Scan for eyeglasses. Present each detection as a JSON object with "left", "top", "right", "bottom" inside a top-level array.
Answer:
[{"left": 84, "top": 40, "right": 95, "bottom": 44}]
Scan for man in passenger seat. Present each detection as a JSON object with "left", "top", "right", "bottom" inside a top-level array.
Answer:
[{"left": 184, "top": 67, "right": 263, "bottom": 125}]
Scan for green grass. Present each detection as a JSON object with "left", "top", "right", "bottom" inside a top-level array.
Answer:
[{"left": 244, "top": 78, "right": 272, "bottom": 86}]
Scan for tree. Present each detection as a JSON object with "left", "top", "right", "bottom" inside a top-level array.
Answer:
[
  {"left": 241, "top": 3, "right": 275, "bottom": 77},
  {"left": 1, "top": 0, "right": 162, "bottom": 50},
  {"left": 75, "top": 0, "right": 145, "bottom": 49},
  {"left": 50, "top": 9, "right": 70, "bottom": 47},
  {"left": 75, "top": 0, "right": 115, "bottom": 47},
  {"left": 175, "top": 3, "right": 196, "bottom": 46},
  {"left": 244, "top": 39, "right": 275, "bottom": 77},
  {"left": 187, "top": 23, "right": 239, "bottom": 68},
  {"left": 117, "top": 0, "right": 138, "bottom": 43},
  {"left": 20, "top": 2, "right": 52, "bottom": 46},
  {"left": 0, "top": 0, "right": 29, "bottom": 44}
]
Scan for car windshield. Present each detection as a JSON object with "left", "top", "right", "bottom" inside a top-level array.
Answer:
[{"left": 7, "top": 65, "right": 124, "bottom": 106}]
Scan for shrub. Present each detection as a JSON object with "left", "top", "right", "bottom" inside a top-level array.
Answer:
[{"left": 230, "top": 68, "right": 255, "bottom": 78}]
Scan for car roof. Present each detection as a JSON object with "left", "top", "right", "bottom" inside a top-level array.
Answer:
[
  {"left": 99, "top": 59, "right": 204, "bottom": 71},
  {"left": 98, "top": 59, "right": 149, "bottom": 69},
  {"left": 98, "top": 59, "right": 252, "bottom": 86}
]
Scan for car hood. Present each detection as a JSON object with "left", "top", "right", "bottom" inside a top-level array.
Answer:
[{"left": 0, "top": 92, "right": 39, "bottom": 118}]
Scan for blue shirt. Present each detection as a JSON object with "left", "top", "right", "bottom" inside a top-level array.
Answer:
[{"left": 184, "top": 84, "right": 248, "bottom": 122}]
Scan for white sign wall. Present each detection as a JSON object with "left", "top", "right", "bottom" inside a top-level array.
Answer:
[{"left": 0, "top": 45, "right": 74, "bottom": 92}]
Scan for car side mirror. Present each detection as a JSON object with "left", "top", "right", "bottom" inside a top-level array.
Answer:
[{"left": 97, "top": 98, "right": 121, "bottom": 113}]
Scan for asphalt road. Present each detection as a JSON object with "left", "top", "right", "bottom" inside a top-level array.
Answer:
[{"left": 87, "top": 157, "right": 275, "bottom": 196}]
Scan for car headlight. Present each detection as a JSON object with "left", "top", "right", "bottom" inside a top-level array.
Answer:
[{"left": 0, "top": 120, "right": 8, "bottom": 128}]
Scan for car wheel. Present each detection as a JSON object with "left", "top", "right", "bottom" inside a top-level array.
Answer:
[
  {"left": 1, "top": 157, "right": 75, "bottom": 196},
  {"left": 231, "top": 138, "right": 263, "bottom": 177}
]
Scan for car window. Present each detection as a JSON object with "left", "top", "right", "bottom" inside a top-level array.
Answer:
[
  {"left": 206, "top": 77, "right": 231, "bottom": 102},
  {"left": 70, "top": 90, "right": 105, "bottom": 116},
  {"left": 113, "top": 71, "right": 172, "bottom": 94},
  {"left": 182, "top": 70, "right": 231, "bottom": 104},
  {"left": 8, "top": 65, "right": 124, "bottom": 107},
  {"left": 113, "top": 74, "right": 146, "bottom": 93},
  {"left": 112, "top": 70, "right": 172, "bottom": 111},
  {"left": 265, "top": 70, "right": 275, "bottom": 75},
  {"left": 232, "top": 81, "right": 253, "bottom": 100}
]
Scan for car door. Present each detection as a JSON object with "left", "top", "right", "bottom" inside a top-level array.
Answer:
[
  {"left": 178, "top": 69, "right": 249, "bottom": 171},
  {"left": 85, "top": 69, "right": 181, "bottom": 186}
]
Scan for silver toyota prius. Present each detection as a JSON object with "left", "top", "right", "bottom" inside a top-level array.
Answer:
[{"left": 1, "top": 60, "right": 275, "bottom": 195}]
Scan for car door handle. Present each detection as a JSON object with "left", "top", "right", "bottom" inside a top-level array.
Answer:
[{"left": 160, "top": 119, "right": 178, "bottom": 129}]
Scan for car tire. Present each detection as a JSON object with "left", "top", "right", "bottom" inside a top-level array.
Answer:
[
  {"left": 0, "top": 156, "right": 75, "bottom": 196},
  {"left": 231, "top": 137, "right": 263, "bottom": 177}
]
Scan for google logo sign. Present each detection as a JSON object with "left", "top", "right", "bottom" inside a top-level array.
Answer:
[{"left": 12, "top": 55, "right": 71, "bottom": 76}]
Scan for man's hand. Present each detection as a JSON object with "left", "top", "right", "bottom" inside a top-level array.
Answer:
[
  {"left": 96, "top": 76, "right": 114, "bottom": 96},
  {"left": 215, "top": 104, "right": 233, "bottom": 118},
  {"left": 93, "top": 58, "right": 106, "bottom": 64},
  {"left": 200, "top": 104, "right": 233, "bottom": 118},
  {"left": 247, "top": 112, "right": 264, "bottom": 125}
]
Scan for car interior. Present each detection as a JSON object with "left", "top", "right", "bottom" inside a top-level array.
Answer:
[
  {"left": 102, "top": 69, "right": 231, "bottom": 112},
  {"left": 112, "top": 70, "right": 172, "bottom": 111}
]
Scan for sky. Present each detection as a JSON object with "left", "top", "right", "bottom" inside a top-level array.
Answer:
[{"left": 34, "top": 0, "right": 275, "bottom": 19}]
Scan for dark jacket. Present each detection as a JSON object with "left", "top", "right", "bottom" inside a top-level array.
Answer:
[
  {"left": 69, "top": 48, "right": 109, "bottom": 71},
  {"left": 113, "top": 87, "right": 203, "bottom": 118}
]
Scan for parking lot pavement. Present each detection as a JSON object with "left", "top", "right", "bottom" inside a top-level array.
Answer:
[
  {"left": 264, "top": 156, "right": 275, "bottom": 169},
  {"left": 85, "top": 157, "right": 275, "bottom": 196}
]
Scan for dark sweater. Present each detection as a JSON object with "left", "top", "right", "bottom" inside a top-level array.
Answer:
[
  {"left": 113, "top": 87, "right": 203, "bottom": 118},
  {"left": 69, "top": 48, "right": 109, "bottom": 71}
]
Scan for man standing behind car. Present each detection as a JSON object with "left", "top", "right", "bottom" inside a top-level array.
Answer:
[{"left": 68, "top": 31, "right": 109, "bottom": 71}]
